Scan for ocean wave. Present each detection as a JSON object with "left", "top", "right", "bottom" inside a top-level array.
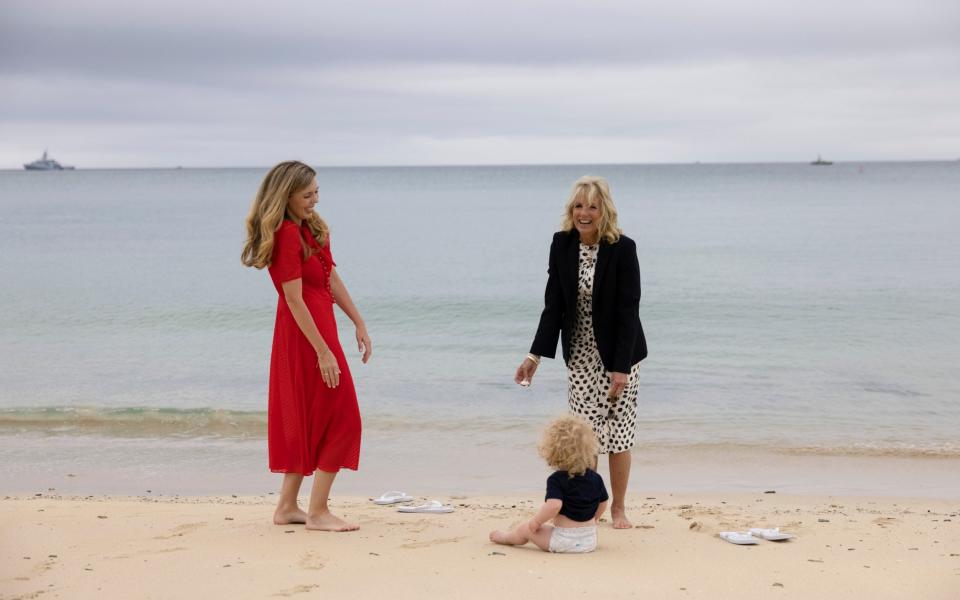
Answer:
[
  {"left": 0, "top": 407, "right": 268, "bottom": 438},
  {"left": 0, "top": 407, "right": 540, "bottom": 439},
  {"left": 632, "top": 441, "right": 960, "bottom": 459},
  {"left": 776, "top": 443, "right": 960, "bottom": 459},
  {"left": 3, "top": 407, "right": 958, "bottom": 459}
]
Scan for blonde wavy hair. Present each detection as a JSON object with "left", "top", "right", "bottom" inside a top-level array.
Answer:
[
  {"left": 538, "top": 415, "right": 599, "bottom": 476},
  {"left": 560, "top": 175, "right": 622, "bottom": 244},
  {"left": 241, "top": 161, "right": 329, "bottom": 269}
]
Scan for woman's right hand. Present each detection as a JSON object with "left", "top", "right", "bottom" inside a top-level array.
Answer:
[
  {"left": 514, "top": 357, "right": 539, "bottom": 387},
  {"left": 317, "top": 348, "right": 341, "bottom": 388}
]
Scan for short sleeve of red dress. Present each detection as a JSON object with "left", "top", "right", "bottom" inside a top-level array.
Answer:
[{"left": 269, "top": 222, "right": 303, "bottom": 285}]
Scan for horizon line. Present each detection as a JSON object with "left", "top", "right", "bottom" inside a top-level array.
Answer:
[{"left": 4, "top": 157, "right": 959, "bottom": 171}]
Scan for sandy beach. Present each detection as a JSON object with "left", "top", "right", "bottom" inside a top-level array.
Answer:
[{"left": 3, "top": 491, "right": 957, "bottom": 599}]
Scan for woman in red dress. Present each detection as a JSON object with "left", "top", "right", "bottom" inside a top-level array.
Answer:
[{"left": 242, "top": 161, "right": 371, "bottom": 532}]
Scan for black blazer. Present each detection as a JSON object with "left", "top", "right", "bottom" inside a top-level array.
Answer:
[{"left": 530, "top": 229, "right": 647, "bottom": 373}]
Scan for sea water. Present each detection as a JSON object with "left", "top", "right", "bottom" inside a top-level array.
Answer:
[{"left": 1, "top": 162, "right": 958, "bottom": 496}]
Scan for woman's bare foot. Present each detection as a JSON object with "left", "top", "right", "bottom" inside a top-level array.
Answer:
[
  {"left": 611, "top": 506, "right": 633, "bottom": 529},
  {"left": 273, "top": 507, "right": 308, "bottom": 525},
  {"left": 305, "top": 510, "right": 359, "bottom": 532}
]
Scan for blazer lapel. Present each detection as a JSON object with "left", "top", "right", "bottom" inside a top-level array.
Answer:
[
  {"left": 594, "top": 241, "right": 612, "bottom": 290},
  {"left": 566, "top": 230, "right": 580, "bottom": 295}
]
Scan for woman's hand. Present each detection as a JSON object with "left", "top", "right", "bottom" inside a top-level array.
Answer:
[
  {"left": 608, "top": 371, "right": 628, "bottom": 398},
  {"left": 317, "top": 348, "right": 341, "bottom": 388},
  {"left": 515, "top": 357, "right": 539, "bottom": 387},
  {"left": 355, "top": 324, "right": 372, "bottom": 364}
]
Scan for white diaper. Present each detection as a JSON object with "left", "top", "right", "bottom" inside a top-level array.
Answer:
[{"left": 548, "top": 525, "right": 598, "bottom": 553}]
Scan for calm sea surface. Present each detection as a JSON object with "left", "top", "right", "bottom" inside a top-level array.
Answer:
[{"left": 1, "top": 162, "right": 959, "bottom": 495}]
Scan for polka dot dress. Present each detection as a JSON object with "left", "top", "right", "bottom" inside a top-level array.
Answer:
[{"left": 567, "top": 242, "right": 641, "bottom": 454}]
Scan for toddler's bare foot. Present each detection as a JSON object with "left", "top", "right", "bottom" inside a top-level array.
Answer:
[
  {"left": 273, "top": 507, "right": 308, "bottom": 525},
  {"left": 611, "top": 506, "right": 633, "bottom": 529},
  {"left": 489, "top": 530, "right": 510, "bottom": 545},
  {"left": 305, "top": 510, "right": 359, "bottom": 532}
]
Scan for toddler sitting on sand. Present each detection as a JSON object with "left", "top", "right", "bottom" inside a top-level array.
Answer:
[{"left": 489, "top": 415, "right": 608, "bottom": 553}]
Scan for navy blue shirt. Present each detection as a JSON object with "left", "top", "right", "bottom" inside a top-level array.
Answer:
[{"left": 545, "top": 469, "right": 609, "bottom": 523}]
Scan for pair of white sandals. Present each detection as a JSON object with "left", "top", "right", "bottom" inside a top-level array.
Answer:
[
  {"left": 719, "top": 528, "right": 795, "bottom": 545},
  {"left": 372, "top": 491, "right": 454, "bottom": 513}
]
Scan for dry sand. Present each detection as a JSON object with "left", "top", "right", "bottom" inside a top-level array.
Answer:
[{"left": 2, "top": 492, "right": 958, "bottom": 599}]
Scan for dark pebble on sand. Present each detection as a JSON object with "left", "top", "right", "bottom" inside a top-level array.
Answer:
[
  {"left": 773, "top": 583, "right": 784, "bottom": 587},
  {"left": 369, "top": 552, "right": 379, "bottom": 556},
  {"left": 225, "top": 517, "right": 234, "bottom": 520},
  {"left": 284, "top": 530, "right": 295, "bottom": 533},
  {"left": 818, "top": 518, "right": 830, "bottom": 523},
  {"left": 97, "top": 515, "right": 108, "bottom": 519},
  {"left": 908, "top": 547, "right": 919, "bottom": 551},
  {"left": 489, "top": 551, "right": 505, "bottom": 556},
  {"left": 807, "top": 559, "right": 823, "bottom": 563},
  {"left": 222, "top": 564, "right": 231, "bottom": 568},
  {"left": 35, "top": 493, "right": 42, "bottom": 497},
  {"left": 49, "top": 555, "right": 57, "bottom": 558},
  {"left": 764, "top": 490, "right": 776, "bottom": 494}
]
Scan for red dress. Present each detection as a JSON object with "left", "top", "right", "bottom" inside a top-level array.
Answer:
[{"left": 266, "top": 220, "right": 361, "bottom": 474}]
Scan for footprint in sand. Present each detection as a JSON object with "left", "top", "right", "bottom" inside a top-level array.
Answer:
[
  {"left": 272, "top": 584, "right": 320, "bottom": 597},
  {"left": 105, "top": 546, "right": 187, "bottom": 560},
  {"left": 153, "top": 522, "right": 206, "bottom": 540},
  {"left": 297, "top": 551, "right": 325, "bottom": 570},
  {"left": 401, "top": 536, "right": 466, "bottom": 549}
]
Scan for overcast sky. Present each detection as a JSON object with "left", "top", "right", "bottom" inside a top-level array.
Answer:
[{"left": 2, "top": 0, "right": 959, "bottom": 168}]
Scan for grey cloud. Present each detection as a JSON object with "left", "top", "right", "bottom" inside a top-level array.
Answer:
[
  {"left": 3, "top": 0, "right": 959, "bottom": 81},
  {"left": 1, "top": 0, "right": 959, "bottom": 167}
]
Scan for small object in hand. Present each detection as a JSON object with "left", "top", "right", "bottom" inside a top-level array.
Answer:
[{"left": 519, "top": 379, "right": 530, "bottom": 387}]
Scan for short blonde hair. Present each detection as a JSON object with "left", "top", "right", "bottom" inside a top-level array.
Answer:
[
  {"left": 538, "top": 415, "right": 599, "bottom": 476},
  {"left": 560, "top": 175, "right": 622, "bottom": 244}
]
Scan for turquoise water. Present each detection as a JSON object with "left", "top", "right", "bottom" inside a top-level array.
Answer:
[{"left": 1, "top": 162, "right": 959, "bottom": 494}]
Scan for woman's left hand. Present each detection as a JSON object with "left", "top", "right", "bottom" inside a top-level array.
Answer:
[
  {"left": 608, "top": 371, "right": 628, "bottom": 398},
  {"left": 356, "top": 325, "right": 373, "bottom": 363}
]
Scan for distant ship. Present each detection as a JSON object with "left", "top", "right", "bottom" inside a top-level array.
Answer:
[
  {"left": 24, "top": 150, "right": 74, "bottom": 171},
  {"left": 811, "top": 155, "right": 833, "bottom": 166}
]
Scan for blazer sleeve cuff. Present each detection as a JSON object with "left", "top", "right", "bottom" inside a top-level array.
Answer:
[{"left": 529, "top": 343, "right": 556, "bottom": 359}]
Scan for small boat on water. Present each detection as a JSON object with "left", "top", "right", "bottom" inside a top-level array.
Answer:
[
  {"left": 811, "top": 155, "right": 833, "bottom": 166},
  {"left": 24, "top": 150, "right": 74, "bottom": 171}
]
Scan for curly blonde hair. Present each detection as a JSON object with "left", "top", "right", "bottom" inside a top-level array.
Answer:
[
  {"left": 560, "top": 175, "right": 622, "bottom": 244},
  {"left": 241, "top": 160, "right": 329, "bottom": 269},
  {"left": 538, "top": 415, "right": 599, "bottom": 476}
]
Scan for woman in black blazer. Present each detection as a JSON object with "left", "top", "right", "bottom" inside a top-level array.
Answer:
[{"left": 516, "top": 176, "right": 647, "bottom": 529}]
